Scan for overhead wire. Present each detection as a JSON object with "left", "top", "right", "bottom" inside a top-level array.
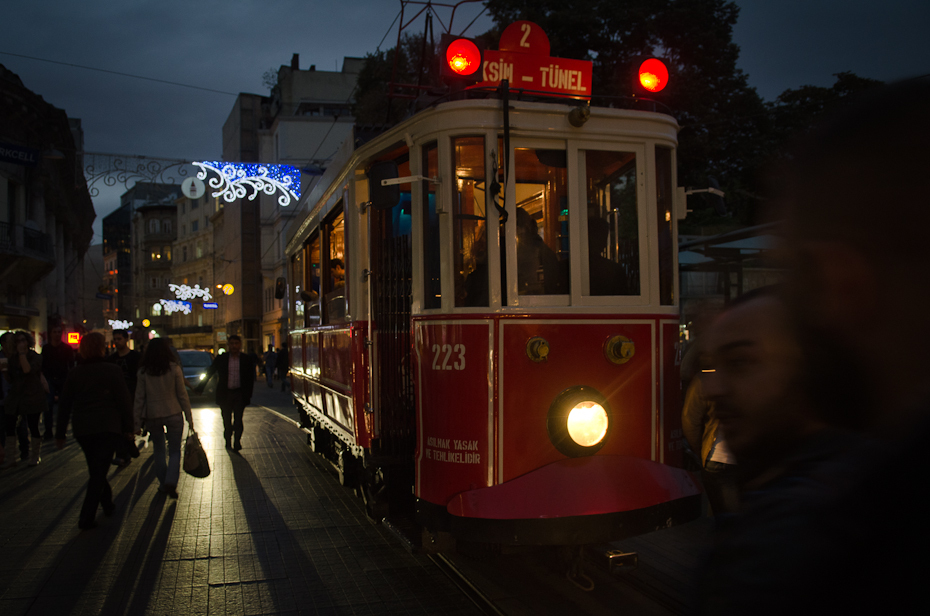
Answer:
[{"left": 0, "top": 51, "right": 238, "bottom": 96}]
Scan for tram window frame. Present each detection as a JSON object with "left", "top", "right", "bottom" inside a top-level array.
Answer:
[
  {"left": 322, "top": 205, "right": 348, "bottom": 325},
  {"left": 421, "top": 141, "right": 442, "bottom": 310},
  {"left": 573, "top": 142, "right": 649, "bottom": 307},
  {"left": 504, "top": 139, "right": 571, "bottom": 308}
]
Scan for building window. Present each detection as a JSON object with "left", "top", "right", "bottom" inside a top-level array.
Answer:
[
  {"left": 148, "top": 219, "right": 160, "bottom": 234},
  {"left": 152, "top": 303, "right": 162, "bottom": 316},
  {"left": 150, "top": 277, "right": 158, "bottom": 289},
  {"left": 191, "top": 197, "right": 199, "bottom": 210},
  {"left": 150, "top": 250, "right": 160, "bottom": 262},
  {"left": 183, "top": 246, "right": 188, "bottom": 262},
  {"left": 196, "top": 240, "right": 203, "bottom": 258},
  {"left": 164, "top": 246, "right": 172, "bottom": 261},
  {"left": 163, "top": 220, "right": 172, "bottom": 234},
  {"left": 191, "top": 220, "right": 199, "bottom": 233}
]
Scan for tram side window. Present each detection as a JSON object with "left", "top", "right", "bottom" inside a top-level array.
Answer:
[
  {"left": 453, "top": 136, "right": 488, "bottom": 307},
  {"left": 583, "top": 150, "right": 640, "bottom": 296},
  {"left": 323, "top": 209, "right": 347, "bottom": 324},
  {"left": 514, "top": 148, "right": 569, "bottom": 296},
  {"left": 422, "top": 142, "right": 441, "bottom": 309},
  {"left": 303, "top": 234, "right": 321, "bottom": 326},
  {"left": 655, "top": 146, "right": 674, "bottom": 305}
]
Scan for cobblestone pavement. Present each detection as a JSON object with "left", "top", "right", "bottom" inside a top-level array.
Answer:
[{"left": 0, "top": 383, "right": 478, "bottom": 615}]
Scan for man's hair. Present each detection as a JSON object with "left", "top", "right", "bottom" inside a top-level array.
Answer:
[
  {"left": 228, "top": 334, "right": 242, "bottom": 342},
  {"left": 113, "top": 329, "right": 130, "bottom": 339},
  {"left": 0, "top": 331, "right": 13, "bottom": 345},
  {"left": 79, "top": 332, "right": 107, "bottom": 360},
  {"left": 777, "top": 79, "right": 930, "bottom": 267},
  {"left": 331, "top": 258, "right": 344, "bottom": 269}
]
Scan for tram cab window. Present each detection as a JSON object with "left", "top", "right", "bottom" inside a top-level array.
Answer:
[
  {"left": 303, "top": 234, "right": 321, "bottom": 325},
  {"left": 655, "top": 146, "right": 674, "bottom": 305},
  {"left": 453, "top": 136, "right": 488, "bottom": 308},
  {"left": 514, "top": 148, "right": 569, "bottom": 297},
  {"left": 323, "top": 209, "right": 347, "bottom": 324},
  {"left": 422, "top": 142, "right": 441, "bottom": 309},
  {"left": 583, "top": 150, "right": 640, "bottom": 296}
]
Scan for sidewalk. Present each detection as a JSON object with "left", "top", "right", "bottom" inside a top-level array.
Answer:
[{"left": 0, "top": 391, "right": 479, "bottom": 616}]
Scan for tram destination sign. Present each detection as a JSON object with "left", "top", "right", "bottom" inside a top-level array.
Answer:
[{"left": 472, "top": 21, "right": 592, "bottom": 100}]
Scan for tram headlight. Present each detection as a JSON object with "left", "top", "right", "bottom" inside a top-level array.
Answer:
[
  {"left": 547, "top": 386, "right": 612, "bottom": 457},
  {"left": 567, "top": 401, "right": 609, "bottom": 447}
]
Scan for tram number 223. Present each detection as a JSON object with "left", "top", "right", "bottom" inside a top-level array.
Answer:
[{"left": 432, "top": 344, "right": 466, "bottom": 371}]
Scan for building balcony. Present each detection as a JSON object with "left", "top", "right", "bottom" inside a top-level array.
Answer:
[{"left": 0, "top": 221, "right": 55, "bottom": 282}]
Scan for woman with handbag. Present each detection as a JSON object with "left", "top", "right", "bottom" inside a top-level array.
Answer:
[
  {"left": 2, "top": 331, "right": 48, "bottom": 468},
  {"left": 56, "top": 332, "right": 133, "bottom": 529},
  {"left": 134, "top": 338, "right": 194, "bottom": 499}
]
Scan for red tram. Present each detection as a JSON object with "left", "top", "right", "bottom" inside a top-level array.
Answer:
[{"left": 285, "top": 26, "right": 700, "bottom": 547}]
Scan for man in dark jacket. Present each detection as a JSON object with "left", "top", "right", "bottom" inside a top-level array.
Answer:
[
  {"left": 41, "top": 325, "right": 75, "bottom": 440},
  {"left": 205, "top": 335, "right": 255, "bottom": 451},
  {"left": 106, "top": 329, "right": 142, "bottom": 466}
]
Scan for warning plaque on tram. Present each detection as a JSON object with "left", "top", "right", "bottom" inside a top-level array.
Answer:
[{"left": 473, "top": 21, "right": 593, "bottom": 99}]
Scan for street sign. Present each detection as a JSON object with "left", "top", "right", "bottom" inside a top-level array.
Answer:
[{"left": 203, "top": 302, "right": 218, "bottom": 309}]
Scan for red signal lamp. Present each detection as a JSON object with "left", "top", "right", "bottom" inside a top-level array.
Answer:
[
  {"left": 446, "top": 38, "right": 481, "bottom": 77},
  {"left": 439, "top": 34, "right": 484, "bottom": 83},
  {"left": 637, "top": 58, "right": 668, "bottom": 93}
]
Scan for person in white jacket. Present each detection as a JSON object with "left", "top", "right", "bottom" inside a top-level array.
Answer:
[{"left": 133, "top": 338, "right": 194, "bottom": 498}]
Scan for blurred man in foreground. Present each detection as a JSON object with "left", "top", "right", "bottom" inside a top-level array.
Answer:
[
  {"left": 773, "top": 79, "right": 930, "bottom": 613},
  {"left": 700, "top": 80, "right": 930, "bottom": 614}
]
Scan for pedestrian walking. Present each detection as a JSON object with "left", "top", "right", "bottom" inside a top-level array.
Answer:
[
  {"left": 276, "top": 343, "right": 289, "bottom": 392},
  {"left": 263, "top": 345, "right": 276, "bottom": 388},
  {"left": 0, "top": 331, "right": 30, "bottom": 466},
  {"left": 107, "top": 329, "right": 142, "bottom": 467},
  {"left": 205, "top": 335, "right": 255, "bottom": 451},
  {"left": 55, "top": 332, "right": 133, "bottom": 529},
  {"left": 133, "top": 337, "right": 195, "bottom": 499},
  {"left": 2, "top": 332, "right": 47, "bottom": 468},
  {"left": 41, "top": 325, "right": 75, "bottom": 441}
]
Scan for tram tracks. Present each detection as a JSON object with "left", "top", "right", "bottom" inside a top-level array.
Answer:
[{"left": 429, "top": 544, "right": 685, "bottom": 616}]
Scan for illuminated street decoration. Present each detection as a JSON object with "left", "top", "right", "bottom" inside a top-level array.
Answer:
[
  {"left": 222, "top": 284, "right": 235, "bottom": 296},
  {"left": 193, "top": 161, "right": 300, "bottom": 207},
  {"left": 159, "top": 299, "right": 192, "bottom": 315},
  {"left": 142, "top": 319, "right": 151, "bottom": 327},
  {"left": 108, "top": 319, "right": 133, "bottom": 329},
  {"left": 169, "top": 283, "right": 213, "bottom": 302}
]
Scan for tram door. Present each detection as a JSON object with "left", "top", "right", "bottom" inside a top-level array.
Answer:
[{"left": 369, "top": 154, "right": 416, "bottom": 489}]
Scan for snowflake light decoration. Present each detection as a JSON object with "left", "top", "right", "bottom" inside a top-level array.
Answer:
[
  {"left": 193, "top": 161, "right": 300, "bottom": 207},
  {"left": 160, "top": 299, "right": 192, "bottom": 315}
]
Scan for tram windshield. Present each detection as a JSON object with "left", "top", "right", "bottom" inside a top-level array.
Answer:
[
  {"left": 513, "top": 148, "right": 569, "bottom": 297},
  {"left": 583, "top": 150, "right": 640, "bottom": 296},
  {"left": 454, "top": 136, "right": 488, "bottom": 308}
]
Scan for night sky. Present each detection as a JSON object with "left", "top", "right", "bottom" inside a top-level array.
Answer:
[{"left": 3, "top": 1, "right": 928, "bottom": 242}]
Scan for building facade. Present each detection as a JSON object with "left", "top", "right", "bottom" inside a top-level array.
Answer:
[
  {"left": 170, "top": 191, "right": 218, "bottom": 350},
  {"left": 130, "top": 203, "right": 177, "bottom": 338},
  {"left": 0, "top": 64, "right": 94, "bottom": 341},
  {"left": 220, "top": 55, "right": 362, "bottom": 354}
]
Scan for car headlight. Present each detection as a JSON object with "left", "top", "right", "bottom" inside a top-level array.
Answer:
[
  {"left": 547, "top": 386, "right": 612, "bottom": 457},
  {"left": 198, "top": 373, "right": 206, "bottom": 381}
]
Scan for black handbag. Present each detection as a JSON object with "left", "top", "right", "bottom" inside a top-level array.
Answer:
[{"left": 183, "top": 431, "right": 210, "bottom": 478}]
